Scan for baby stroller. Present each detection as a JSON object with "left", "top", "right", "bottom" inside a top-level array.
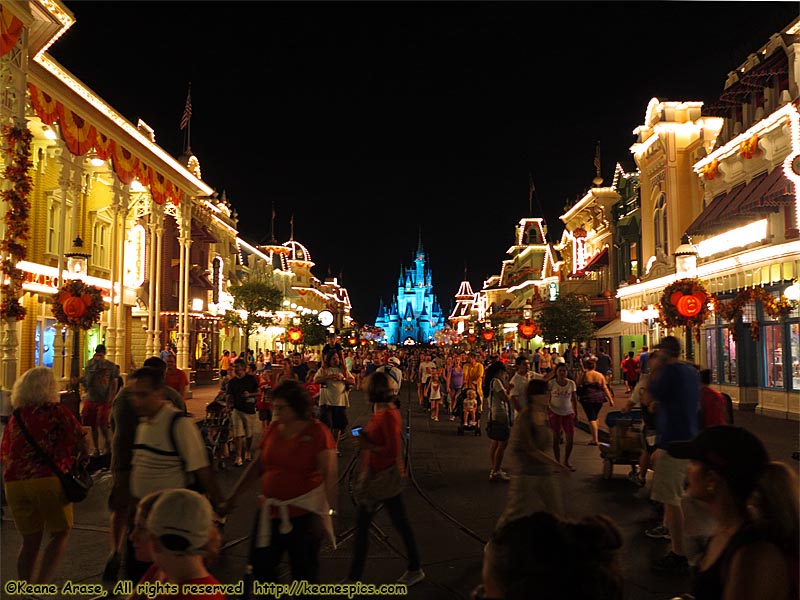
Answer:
[
  {"left": 453, "top": 388, "right": 482, "bottom": 437},
  {"left": 197, "top": 393, "right": 233, "bottom": 470},
  {"left": 599, "top": 409, "right": 644, "bottom": 480}
]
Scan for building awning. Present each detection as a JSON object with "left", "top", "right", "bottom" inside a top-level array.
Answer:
[
  {"left": 593, "top": 318, "right": 643, "bottom": 338},
  {"left": 686, "top": 168, "right": 794, "bottom": 236},
  {"left": 583, "top": 247, "right": 609, "bottom": 272}
]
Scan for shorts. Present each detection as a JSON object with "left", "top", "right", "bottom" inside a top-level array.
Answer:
[
  {"left": 650, "top": 452, "right": 689, "bottom": 507},
  {"left": 4, "top": 476, "right": 73, "bottom": 534},
  {"left": 579, "top": 400, "right": 603, "bottom": 422},
  {"left": 319, "top": 405, "right": 348, "bottom": 431},
  {"left": 548, "top": 412, "right": 575, "bottom": 436},
  {"left": 81, "top": 400, "right": 110, "bottom": 428},
  {"left": 231, "top": 410, "right": 258, "bottom": 438},
  {"left": 108, "top": 471, "right": 133, "bottom": 512},
  {"left": 259, "top": 408, "right": 272, "bottom": 422}
]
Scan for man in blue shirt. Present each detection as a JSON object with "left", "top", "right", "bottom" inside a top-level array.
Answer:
[
  {"left": 645, "top": 336, "right": 699, "bottom": 573},
  {"left": 638, "top": 346, "right": 650, "bottom": 375}
]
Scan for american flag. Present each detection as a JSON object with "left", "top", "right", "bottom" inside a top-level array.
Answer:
[
  {"left": 180, "top": 87, "right": 192, "bottom": 130},
  {"left": 594, "top": 141, "right": 601, "bottom": 175}
]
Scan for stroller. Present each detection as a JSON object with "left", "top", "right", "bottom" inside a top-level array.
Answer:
[
  {"left": 453, "top": 388, "right": 482, "bottom": 437},
  {"left": 599, "top": 409, "right": 644, "bottom": 480},
  {"left": 197, "top": 392, "right": 233, "bottom": 470}
]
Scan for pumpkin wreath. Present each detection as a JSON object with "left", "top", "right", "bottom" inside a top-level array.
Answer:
[
  {"left": 52, "top": 279, "right": 106, "bottom": 330},
  {"left": 659, "top": 279, "right": 711, "bottom": 341},
  {"left": 711, "top": 287, "right": 797, "bottom": 341}
]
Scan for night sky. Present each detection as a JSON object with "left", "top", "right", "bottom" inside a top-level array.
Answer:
[{"left": 49, "top": 2, "right": 799, "bottom": 324}]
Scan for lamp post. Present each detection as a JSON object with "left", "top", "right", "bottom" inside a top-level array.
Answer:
[
  {"left": 674, "top": 234, "right": 699, "bottom": 361},
  {"left": 64, "top": 237, "right": 91, "bottom": 388}
]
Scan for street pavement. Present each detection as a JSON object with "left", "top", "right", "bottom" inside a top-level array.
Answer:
[{"left": 1, "top": 380, "right": 798, "bottom": 600}]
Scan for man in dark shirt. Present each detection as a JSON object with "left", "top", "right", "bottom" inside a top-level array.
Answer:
[
  {"left": 225, "top": 358, "right": 260, "bottom": 467},
  {"left": 595, "top": 347, "right": 613, "bottom": 386},
  {"left": 291, "top": 352, "right": 310, "bottom": 383}
]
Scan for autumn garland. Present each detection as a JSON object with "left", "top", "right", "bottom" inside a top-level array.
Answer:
[
  {"left": 658, "top": 278, "right": 711, "bottom": 342},
  {"left": 711, "top": 287, "right": 797, "bottom": 341},
  {"left": 0, "top": 125, "right": 33, "bottom": 320},
  {"left": 52, "top": 279, "right": 106, "bottom": 330}
]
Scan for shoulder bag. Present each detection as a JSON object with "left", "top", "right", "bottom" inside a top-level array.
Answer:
[
  {"left": 485, "top": 389, "right": 510, "bottom": 441},
  {"left": 13, "top": 409, "right": 93, "bottom": 503},
  {"left": 353, "top": 462, "right": 405, "bottom": 511}
]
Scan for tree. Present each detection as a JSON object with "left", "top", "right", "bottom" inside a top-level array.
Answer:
[
  {"left": 222, "top": 279, "right": 283, "bottom": 349},
  {"left": 299, "top": 313, "right": 328, "bottom": 347},
  {"left": 534, "top": 293, "right": 596, "bottom": 345}
]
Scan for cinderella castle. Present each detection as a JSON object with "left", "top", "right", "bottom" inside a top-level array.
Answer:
[{"left": 374, "top": 235, "right": 446, "bottom": 345}]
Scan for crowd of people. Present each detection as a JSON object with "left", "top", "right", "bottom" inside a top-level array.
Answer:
[{"left": 1, "top": 336, "right": 797, "bottom": 600}]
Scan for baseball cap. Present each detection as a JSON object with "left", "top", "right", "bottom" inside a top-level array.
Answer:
[
  {"left": 654, "top": 336, "right": 681, "bottom": 358},
  {"left": 554, "top": 357, "right": 566, "bottom": 365},
  {"left": 667, "top": 426, "right": 769, "bottom": 497},
  {"left": 388, "top": 357, "right": 400, "bottom": 366},
  {"left": 147, "top": 489, "right": 213, "bottom": 556}
]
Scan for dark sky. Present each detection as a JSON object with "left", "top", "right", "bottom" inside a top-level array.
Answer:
[{"left": 49, "top": 2, "right": 799, "bottom": 324}]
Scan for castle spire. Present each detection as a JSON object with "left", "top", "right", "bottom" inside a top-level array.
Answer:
[{"left": 417, "top": 226, "right": 423, "bottom": 255}]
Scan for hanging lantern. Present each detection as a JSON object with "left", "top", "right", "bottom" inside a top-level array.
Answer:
[
  {"left": 467, "top": 334, "right": 476, "bottom": 343},
  {"left": 287, "top": 327, "right": 304, "bottom": 343},
  {"left": 517, "top": 319, "right": 538, "bottom": 339},
  {"left": 349, "top": 337, "right": 357, "bottom": 346},
  {"left": 481, "top": 330, "right": 495, "bottom": 341}
]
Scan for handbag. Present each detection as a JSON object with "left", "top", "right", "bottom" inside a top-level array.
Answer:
[
  {"left": 353, "top": 462, "right": 405, "bottom": 510},
  {"left": 13, "top": 409, "right": 93, "bottom": 503},
  {"left": 485, "top": 392, "right": 510, "bottom": 441}
]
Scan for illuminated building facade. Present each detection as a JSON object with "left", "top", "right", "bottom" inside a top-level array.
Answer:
[{"left": 375, "top": 237, "right": 445, "bottom": 345}]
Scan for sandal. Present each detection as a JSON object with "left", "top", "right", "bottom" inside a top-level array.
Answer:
[{"left": 588, "top": 440, "right": 599, "bottom": 446}]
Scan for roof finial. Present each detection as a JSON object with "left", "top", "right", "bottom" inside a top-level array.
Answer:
[
  {"left": 593, "top": 140, "right": 604, "bottom": 187},
  {"left": 417, "top": 226, "right": 423, "bottom": 254},
  {"left": 290, "top": 214, "right": 294, "bottom": 241},
  {"left": 269, "top": 202, "right": 277, "bottom": 243}
]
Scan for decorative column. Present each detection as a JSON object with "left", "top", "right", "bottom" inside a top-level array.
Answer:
[
  {"left": 105, "top": 181, "right": 123, "bottom": 367},
  {"left": 58, "top": 149, "right": 82, "bottom": 386},
  {"left": 153, "top": 208, "right": 164, "bottom": 355},
  {"left": 145, "top": 207, "right": 157, "bottom": 357},
  {"left": 177, "top": 198, "right": 193, "bottom": 372},
  {"left": 115, "top": 187, "right": 130, "bottom": 372}
]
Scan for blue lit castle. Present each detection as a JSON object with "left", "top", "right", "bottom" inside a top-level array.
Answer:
[{"left": 375, "top": 236, "right": 446, "bottom": 345}]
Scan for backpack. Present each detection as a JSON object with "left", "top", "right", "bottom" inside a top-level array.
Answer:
[{"left": 167, "top": 411, "right": 210, "bottom": 493}]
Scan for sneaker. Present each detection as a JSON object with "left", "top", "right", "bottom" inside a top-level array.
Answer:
[
  {"left": 628, "top": 470, "right": 641, "bottom": 485},
  {"left": 494, "top": 470, "right": 511, "bottom": 482},
  {"left": 644, "top": 524, "right": 671, "bottom": 540},
  {"left": 101, "top": 551, "right": 121, "bottom": 583},
  {"left": 449, "top": 415, "right": 456, "bottom": 421},
  {"left": 396, "top": 569, "right": 425, "bottom": 587},
  {"left": 234, "top": 457, "right": 243, "bottom": 467},
  {"left": 651, "top": 551, "right": 688, "bottom": 573},
  {"left": 488, "top": 469, "right": 497, "bottom": 481},
  {"left": 434, "top": 417, "right": 439, "bottom": 422}
]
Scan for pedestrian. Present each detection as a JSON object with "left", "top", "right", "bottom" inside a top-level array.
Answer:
[
  {"left": 227, "top": 380, "right": 337, "bottom": 584},
  {"left": 225, "top": 358, "right": 260, "bottom": 467},
  {"left": 159, "top": 344, "right": 174, "bottom": 362},
  {"left": 141, "top": 489, "right": 226, "bottom": 599},
  {"left": 667, "top": 426, "right": 799, "bottom": 599},
  {"left": 472, "top": 511, "right": 624, "bottom": 600},
  {"left": 596, "top": 346, "right": 613, "bottom": 387},
  {"left": 128, "top": 365, "right": 226, "bottom": 583},
  {"left": 484, "top": 361, "right": 512, "bottom": 482},
  {"left": 638, "top": 346, "right": 650, "bottom": 376},
  {"left": 622, "top": 351, "right": 639, "bottom": 393},
  {"left": 463, "top": 352, "right": 485, "bottom": 406},
  {"left": 577, "top": 357, "right": 614, "bottom": 446},
  {"left": 547, "top": 362, "right": 578, "bottom": 470},
  {"left": 1, "top": 367, "right": 88, "bottom": 583},
  {"left": 104, "top": 356, "right": 185, "bottom": 584},
  {"left": 80, "top": 344, "right": 119, "bottom": 456},
  {"left": 290, "top": 352, "right": 309, "bottom": 383},
  {"left": 539, "top": 347, "right": 552, "bottom": 374},
  {"left": 346, "top": 372, "right": 425, "bottom": 586},
  {"left": 698, "top": 368, "right": 730, "bottom": 429},
  {"left": 445, "top": 354, "right": 465, "bottom": 420},
  {"left": 163, "top": 353, "right": 188, "bottom": 402},
  {"left": 508, "top": 357, "right": 536, "bottom": 421},
  {"left": 424, "top": 367, "right": 446, "bottom": 422},
  {"left": 417, "top": 352, "right": 436, "bottom": 408},
  {"left": 499, "top": 379, "right": 571, "bottom": 525},
  {"left": 219, "top": 350, "right": 231, "bottom": 380},
  {"left": 644, "top": 336, "right": 700, "bottom": 574},
  {"left": 315, "top": 350, "right": 354, "bottom": 455}
]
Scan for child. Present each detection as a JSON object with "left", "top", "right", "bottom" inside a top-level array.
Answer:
[
  {"left": 304, "top": 367, "right": 321, "bottom": 419},
  {"left": 425, "top": 368, "right": 446, "bottom": 422},
  {"left": 256, "top": 369, "right": 273, "bottom": 430},
  {"left": 463, "top": 388, "right": 478, "bottom": 427}
]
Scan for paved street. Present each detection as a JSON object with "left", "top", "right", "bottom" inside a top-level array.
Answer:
[{"left": 2, "top": 380, "right": 798, "bottom": 600}]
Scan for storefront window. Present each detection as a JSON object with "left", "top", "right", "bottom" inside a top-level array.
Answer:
[
  {"left": 704, "top": 328, "right": 718, "bottom": 383},
  {"left": 790, "top": 323, "right": 800, "bottom": 391},
  {"left": 34, "top": 319, "right": 57, "bottom": 369},
  {"left": 762, "top": 323, "right": 783, "bottom": 389},
  {"left": 721, "top": 327, "right": 737, "bottom": 384}
]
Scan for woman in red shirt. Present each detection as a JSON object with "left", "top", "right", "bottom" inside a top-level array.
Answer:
[
  {"left": 347, "top": 372, "right": 425, "bottom": 587},
  {"left": 1, "top": 367, "right": 87, "bottom": 583},
  {"left": 227, "top": 380, "right": 337, "bottom": 583}
]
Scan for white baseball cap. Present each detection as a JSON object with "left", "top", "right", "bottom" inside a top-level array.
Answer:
[
  {"left": 147, "top": 489, "right": 213, "bottom": 556},
  {"left": 388, "top": 357, "right": 400, "bottom": 366}
]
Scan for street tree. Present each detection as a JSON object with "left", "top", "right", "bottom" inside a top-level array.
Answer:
[
  {"left": 535, "top": 293, "right": 596, "bottom": 345},
  {"left": 222, "top": 279, "right": 283, "bottom": 350},
  {"left": 298, "top": 313, "right": 328, "bottom": 348}
]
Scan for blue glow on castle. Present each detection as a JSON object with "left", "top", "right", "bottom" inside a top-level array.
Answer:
[{"left": 375, "top": 236, "right": 446, "bottom": 345}]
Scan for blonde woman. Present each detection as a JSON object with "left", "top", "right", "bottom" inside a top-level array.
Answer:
[{"left": 1, "top": 367, "right": 88, "bottom": 583}]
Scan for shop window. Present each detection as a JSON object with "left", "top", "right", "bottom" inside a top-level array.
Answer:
[
  {"left": 34, "top": 318, "right": 57, "bottom": 369},
  {"left": 762, "top": 323, "right": 783, "bottom": 389},
  {"left": 704, "top": 328, "right": 718, "bottom": 383},
  {"left": 629, "top": 242, "right": 639, "bottom": 277},
  {"left": 790, "top": 323, "right": 800, "bottom": 391},
  {"left": 654, "top": 196, "right": 668, "bottom": 256},
  {"left": 721, "top": 326, "right": 737, "bottom": 384},
  {"left": 92, "top": 219, "right": 110, "bottom": 269}
]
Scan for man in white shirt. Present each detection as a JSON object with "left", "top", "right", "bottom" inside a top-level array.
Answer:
[
  {"left": 376, "top": 356, "right": 403, "bottom": 397},
  {"left": 417, "top": 352, "right": 436, "bottom": 408},
  {"left": 508, "top": 357, "right": 534, "bottom": 421}
]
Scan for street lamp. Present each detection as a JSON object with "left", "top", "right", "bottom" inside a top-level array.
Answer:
[
  {"left": 674, "top": 234, "right": 698, "bottom": 279},
  {"left": 64, "top": 236, "right": 92, "bottom": 390}
]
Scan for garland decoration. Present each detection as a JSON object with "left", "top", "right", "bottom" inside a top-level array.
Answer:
[
  {"left": 711, "top": 287, "right": 797, "bottom": 341},
  {"left": 52, "top": 279, "right": 106, "bottom": 330},
  {"left": 658, "top": 278, "right": 711, "bottom": 342},
  {"left": 0, "top": 125, "right": 33, "bottom": 320}
]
